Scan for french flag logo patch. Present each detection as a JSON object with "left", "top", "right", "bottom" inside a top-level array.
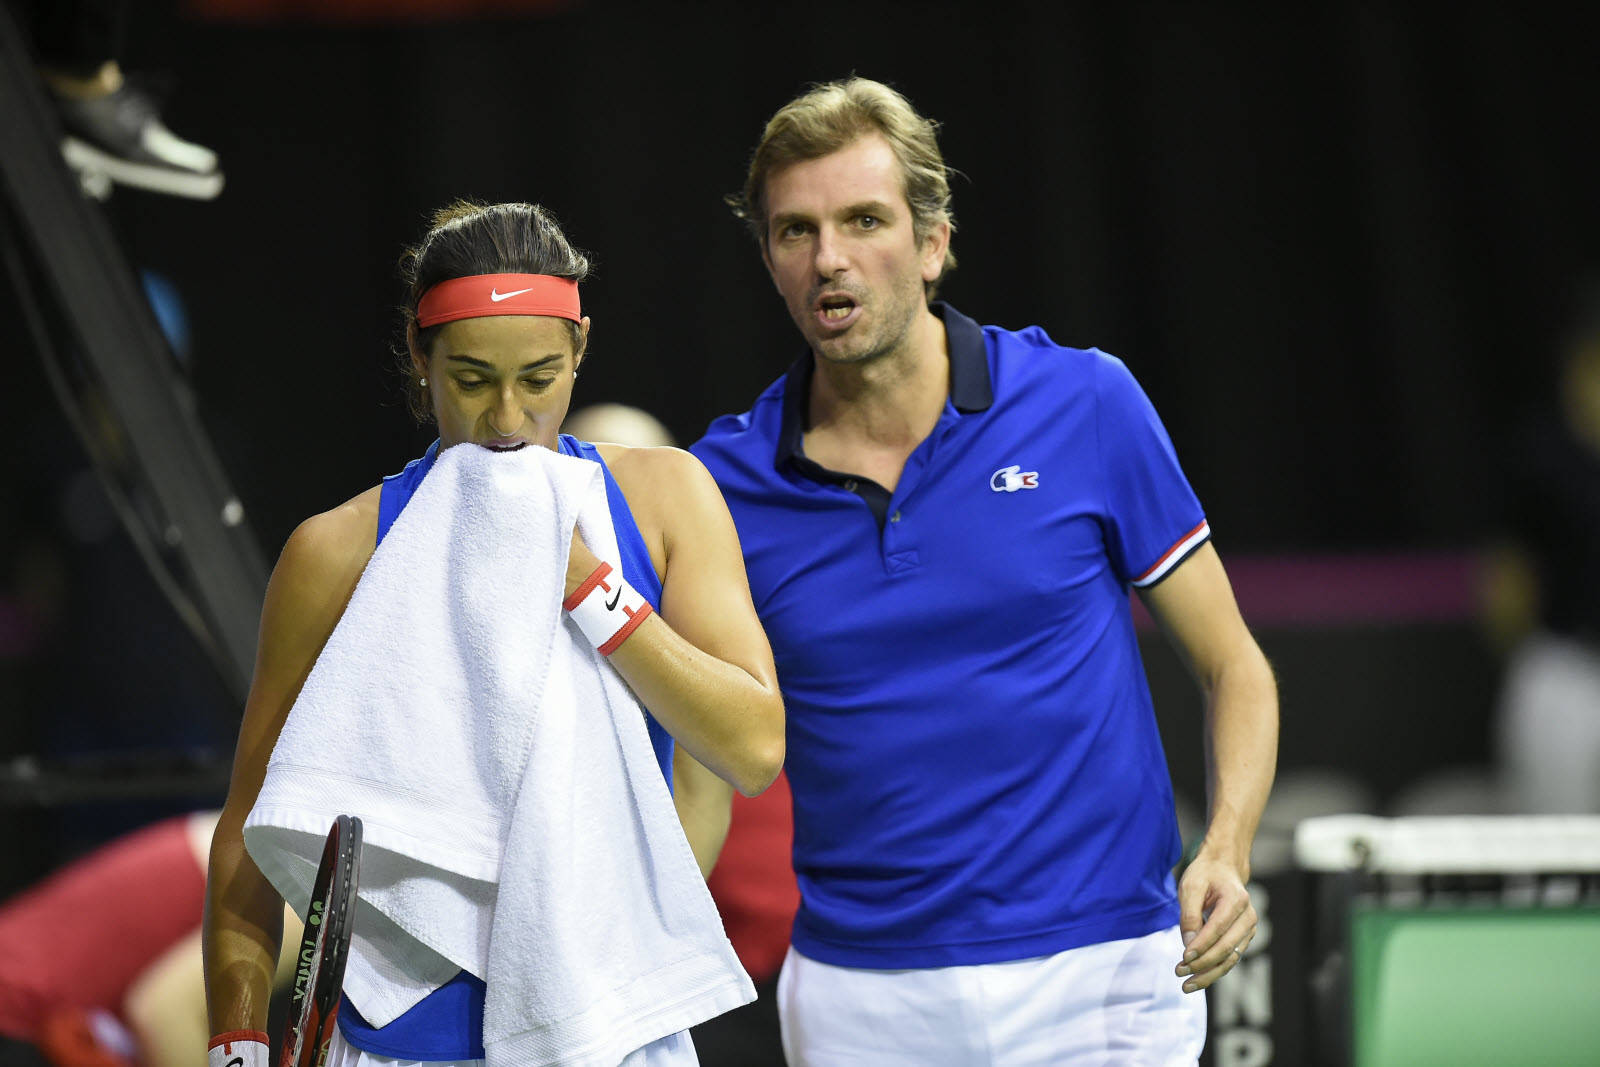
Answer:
[{"left": 990, "top": 464, "right": 1040, "bottom": 492}]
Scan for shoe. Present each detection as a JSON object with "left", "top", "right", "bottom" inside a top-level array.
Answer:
[{"left": 53, "top": 79, "right": 224, "bottom": 201}]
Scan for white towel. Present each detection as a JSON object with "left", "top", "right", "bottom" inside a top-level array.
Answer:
[{"left": 244, "top": 443, "right": 754, "bottom": 1066}]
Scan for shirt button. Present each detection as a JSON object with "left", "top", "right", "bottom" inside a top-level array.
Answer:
[
  {"left": 890, "top": 510, "right": 902, "bottom": 523},
  {"left": 844, "top": 479, "right": 858, "bottom": 492}
]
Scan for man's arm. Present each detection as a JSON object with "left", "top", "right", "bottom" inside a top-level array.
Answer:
[{"left": 1139, "top": 541, "right": 1278, "bottom": 993}]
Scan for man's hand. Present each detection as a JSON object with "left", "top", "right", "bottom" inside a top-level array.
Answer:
[{"left": 1174, "top": 852, "right": 1256, "bottom": 993}]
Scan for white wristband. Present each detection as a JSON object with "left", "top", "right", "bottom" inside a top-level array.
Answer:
[
  {"left": 563, "top": 561, "right": 653, "bottom": 655},
  {"left": 209, "top": 1031, "right": 270, "bottom": 1067}
]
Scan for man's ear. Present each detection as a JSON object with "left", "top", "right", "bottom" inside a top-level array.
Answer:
[{"left": 919, "top": 219, "right": 951, "bottom": 284}]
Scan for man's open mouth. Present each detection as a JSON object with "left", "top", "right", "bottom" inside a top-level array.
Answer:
[
  {"left": 816, "top": 293, "right": 861, "bottom": 326},
  {"left": 821, "top": 297, "right": 855, "bottom": 321}
]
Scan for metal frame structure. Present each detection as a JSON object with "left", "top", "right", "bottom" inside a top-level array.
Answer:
[{"left": 0, "top": 2, "right": 266, "bottom": 708}]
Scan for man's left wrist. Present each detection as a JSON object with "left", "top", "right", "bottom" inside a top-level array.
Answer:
[{"left": 1194, "top": 837, "right": 1250, "bottom": 876}]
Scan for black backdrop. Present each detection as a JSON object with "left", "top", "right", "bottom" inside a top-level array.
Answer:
[{"left": 99, "top": 1, "right": 1599, "bottom": 556}]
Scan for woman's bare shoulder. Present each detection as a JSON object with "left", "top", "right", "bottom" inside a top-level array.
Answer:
[
  {"left": 275, "top": 485, "right": 383, "bottom": 590},
  {"left": 591, "top": 442, "right": 711, "bottom": 495},
  {"left": 589, "top": 443, "right": 726, "bottom": 569},
  {"left": 592, "top": 441, "right": 731, "bottom": 550}
]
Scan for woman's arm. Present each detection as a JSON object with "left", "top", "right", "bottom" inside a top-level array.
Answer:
[
  {"left": 203, "top": 499, "right": 374, "bottom": 1033},
  {"left": 673, "top": 748, "right": 735, "bottom": 877},
  {"left": 578, "top": 446, "right": 784, "bottom": 797}
]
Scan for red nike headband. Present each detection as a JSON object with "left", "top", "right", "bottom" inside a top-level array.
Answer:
[{"left": 415, "top": 273, "right": 582, "bottom": 328}]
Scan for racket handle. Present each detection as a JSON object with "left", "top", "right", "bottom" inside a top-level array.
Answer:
[{"left": 209, "top": 1031, "right": 271, "bottom": 1067}]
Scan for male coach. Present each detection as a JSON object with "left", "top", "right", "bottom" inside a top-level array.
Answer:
[{"left": 690, "top": 77, "right": 1279, "bottom": 1064}]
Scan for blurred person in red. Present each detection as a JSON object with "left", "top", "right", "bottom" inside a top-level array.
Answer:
[{"left": 0, "top": 811, "right": 300, "bottom": 1067}]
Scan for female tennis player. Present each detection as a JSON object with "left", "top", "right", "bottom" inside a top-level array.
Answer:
[{"left": 202, "top": 201, "right": 784, "bottom": 1066}]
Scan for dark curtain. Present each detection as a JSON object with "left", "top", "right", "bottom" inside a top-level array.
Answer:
[{"left": 97, "top": 1, "right": 1600, "bottom": 556}]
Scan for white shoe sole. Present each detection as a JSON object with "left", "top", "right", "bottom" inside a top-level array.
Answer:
[{"left": 62, "top": 136, "right": 225, "bottom": 200}]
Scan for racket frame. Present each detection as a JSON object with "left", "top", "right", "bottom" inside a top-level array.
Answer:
[{"left": 281, "top": 814, "right": 362, "bottom": 1067}]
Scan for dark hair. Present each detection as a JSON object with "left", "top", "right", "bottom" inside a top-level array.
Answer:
[
  {"left": 396, "top": 200, "right": 592, "bottom": 421},
  {"left": 726, "top": 77, "right": 956, "bottom": 298}
]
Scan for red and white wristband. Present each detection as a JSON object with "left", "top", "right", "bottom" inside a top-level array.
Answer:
[
  {"left": 563, "top": 560, "right": 653, "bottom": 655},
  {"left": 209, "top": 1030, "right": 270, "bottom": 1067}
]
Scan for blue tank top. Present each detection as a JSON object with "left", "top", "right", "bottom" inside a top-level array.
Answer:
[{"left": 340, "top": 436, "right": 672, "bottom": 1059}]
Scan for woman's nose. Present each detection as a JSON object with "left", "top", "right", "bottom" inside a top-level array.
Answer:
[{"left": 488, "top": 390, "right": 522, "bottom": 436}]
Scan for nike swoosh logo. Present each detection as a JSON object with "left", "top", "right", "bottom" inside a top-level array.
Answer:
[
  {"left": 490, "top": 287, "right": 535, "bottom": 302},
  {"left": 605, "top": 585, "right": 622, "bottom": 611}
]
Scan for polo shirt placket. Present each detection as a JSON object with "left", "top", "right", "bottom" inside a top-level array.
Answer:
[{"left": 775, "top": 304, "right": 995, "bottom": 576}]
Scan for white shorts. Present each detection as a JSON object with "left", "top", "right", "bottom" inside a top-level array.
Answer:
[
  {"left": 322, "top": 1025, "right": 698, "bottom": 1067},
  {"left": 776, "top": 925, "right": 1206, "bottom": 1066}
]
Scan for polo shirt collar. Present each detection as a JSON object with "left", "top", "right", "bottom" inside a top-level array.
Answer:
[{"left": 776, "top": 301, "right": 992, "bottom": 469}]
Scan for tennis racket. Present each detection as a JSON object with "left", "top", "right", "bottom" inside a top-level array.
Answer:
[{"left": 281, "top": 814, "right": 362, "bottom": 1067}]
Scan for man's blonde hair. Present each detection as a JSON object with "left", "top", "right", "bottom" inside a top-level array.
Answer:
[{"left": 727, "top": 77, "right": 957, "bottom": 296}]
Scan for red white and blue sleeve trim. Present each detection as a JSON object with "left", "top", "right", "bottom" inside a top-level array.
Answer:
[{"left": 1131, "top": 520, "right": 1211, "bottom": 588}]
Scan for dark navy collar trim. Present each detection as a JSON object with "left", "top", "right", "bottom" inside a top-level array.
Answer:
[
  {"left": 775, "top": 302, "right": 993, "bottom": 470},
  {"left": 941, "top": 303, "right": 994, "bottom": 414}
]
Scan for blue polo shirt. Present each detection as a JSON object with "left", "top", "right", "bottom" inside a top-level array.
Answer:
[{"left": 691, "top": 304, "right": 1209, "bottom": 969}]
